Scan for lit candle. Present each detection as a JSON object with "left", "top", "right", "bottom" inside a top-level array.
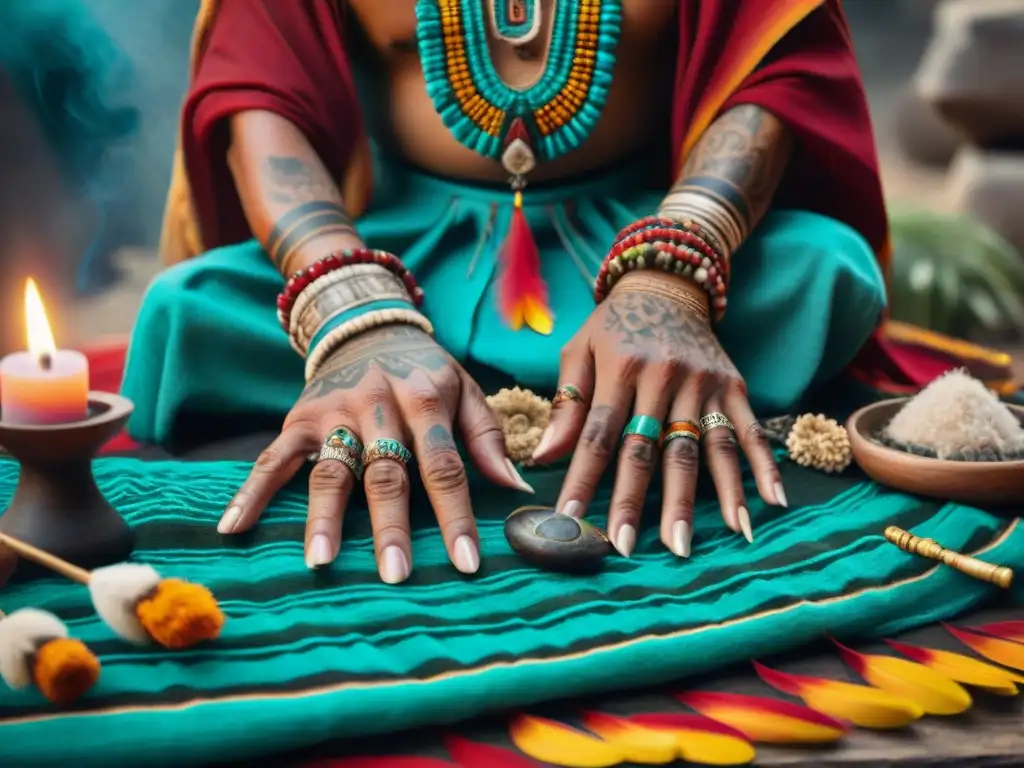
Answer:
[{"left": 0, "top": 279, "right": 89, "bottom": 425}]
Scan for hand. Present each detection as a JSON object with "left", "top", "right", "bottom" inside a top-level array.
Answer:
[
  {"left": 219, "top": 324, "right": 531, "bottom": 581},
  {"left": 532, "top": 272, "right": 785, "bottom": 558}
]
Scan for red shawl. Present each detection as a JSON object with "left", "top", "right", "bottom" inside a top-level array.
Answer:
[{"left": 180, "top": 0, "right": 1016, "bottom": 393}]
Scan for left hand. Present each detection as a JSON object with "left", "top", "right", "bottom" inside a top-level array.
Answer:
[{"left": 531, "top": 271, "right": 786, "bottom": 557}]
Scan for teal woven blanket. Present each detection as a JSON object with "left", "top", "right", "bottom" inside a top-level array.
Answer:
[{"left": 1, "top": 457, "right": 1022, "bottom": 766}]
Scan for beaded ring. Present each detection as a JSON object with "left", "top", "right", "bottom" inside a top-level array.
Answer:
[{"left": 363, "top": 438, "right": 414, "bottom": 468}]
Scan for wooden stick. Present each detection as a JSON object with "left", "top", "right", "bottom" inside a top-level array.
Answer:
[
  {"left": 0, "top": 534, "right": 91, "bottom": 585},
  {"left": 885, "top": 526, "right": 1014, "bottom": 589}
]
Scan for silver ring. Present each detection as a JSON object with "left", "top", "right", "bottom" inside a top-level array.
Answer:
[
  {"left": 316, "top": 444, "right": 364, "bottom": 482},
  {"left": 699, "top": 412, "right": 735, "bottom": 435}
]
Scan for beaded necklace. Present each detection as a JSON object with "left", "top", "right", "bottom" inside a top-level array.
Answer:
[
  {"left": 416, "top": 0, "right": 622, "bottom": 183},
  {"left": 416, "top": 0, "right": 623, "bottom": 334}
]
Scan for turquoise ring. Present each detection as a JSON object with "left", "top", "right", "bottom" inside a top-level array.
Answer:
[
  {"left": 310, "top": 426, "right": 365, "bottom": 481},
  {"left": 326, "top": 427, "right": 364, "bottom": 455},
  {"left": 622, "top": 414, "right": 663, "bottom": 443},
  {"left": 363, "top": 438, "right": 414, "bottom": 468}
]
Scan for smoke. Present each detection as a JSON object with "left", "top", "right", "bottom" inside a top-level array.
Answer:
[
  {"left": 0, "top": 0, "right": 199, "bottom": 300},
  {"left": 83, "top": 0, "right": 199, "bottom": 248}
]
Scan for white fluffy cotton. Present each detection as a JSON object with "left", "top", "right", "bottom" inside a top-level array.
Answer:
[
  {"left": 88, "top": 563, "right": 161, "bottom": 644},
  {"left": 0, "top": 608, "right": 67, "bottom": 689}
]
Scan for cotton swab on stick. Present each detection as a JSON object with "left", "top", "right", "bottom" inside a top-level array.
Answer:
[
  {"left": 0, "top": 533, "right": 225, "bottom": 649},
  {"left": 0, "top": 608, "right": 100, "bottom": 703}
]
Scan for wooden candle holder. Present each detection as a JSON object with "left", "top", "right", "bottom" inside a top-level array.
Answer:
[{"left": 0, "top": 392, "right": 134, "bottom": 578}]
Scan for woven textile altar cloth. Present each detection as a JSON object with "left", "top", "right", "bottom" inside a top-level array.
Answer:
[{"left": 1, "top": 457, "right": 1023, "bottom": 767}]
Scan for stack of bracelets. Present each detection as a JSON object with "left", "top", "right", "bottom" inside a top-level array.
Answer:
[
  {"left": 595, "top": 216, "right": 731, "bottom": 319},
  {"left": 276, "top": 248, "right": 433, "bottom": 381}
]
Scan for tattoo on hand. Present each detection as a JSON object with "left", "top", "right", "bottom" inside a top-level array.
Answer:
[
  {"left": 664, "top": 104, "right": 793, "bottom": 236},
  {"left": 301, "top": 326, "right": 450, "bottom": 401},
  {"left": 581, "top": 405, "right": 617, "bottom": 457},
  {"left": 373, "top": 404, "right": 385, "bottom": 428},
  {"left": 664, "top": 436, "right": 700, "bottom": 467},
  {"left": 261, "top": 156, "right": 355, "bottom": 269},
  {"left": 745, "top": 420, "right": 772, "bottom": 454},
  {"left": 423, "top": 424, "right": 458, "bottom": 456},
  {"left": 626, "top": 437, "right": 657, "bottom": 471},
  {"left": 602, "top": 291, "right": 733, "bottom": 373}
]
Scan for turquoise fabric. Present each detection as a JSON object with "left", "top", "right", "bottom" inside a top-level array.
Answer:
[
  {"left": 121, "top": 160, "right": 886, "bottom": 444},
  {"left": 0, "top": 456, "right": 1021, "bottom": 766}
]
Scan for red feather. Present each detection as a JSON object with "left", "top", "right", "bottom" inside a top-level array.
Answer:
[
  {"left": 301, "top": 758, "right": 455, "bottom": 768},
  {"left": 498, "top": 192, "right": 552, "bottom": 334},
  {"left": 444, "top": 733, "right": 542, "bottom": 767}
]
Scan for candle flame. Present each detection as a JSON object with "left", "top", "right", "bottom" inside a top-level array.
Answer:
[{"left": 24, "top": 278, "right": 57, "bottom": 361}]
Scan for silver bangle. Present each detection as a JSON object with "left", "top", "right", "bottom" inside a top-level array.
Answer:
[{"left": 288, "top": 265, "right": 412, "bottom": 355}]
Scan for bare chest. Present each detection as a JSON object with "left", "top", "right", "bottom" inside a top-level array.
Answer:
[{"left": 348, "top": 0, "right": 677, "bottom": 78}]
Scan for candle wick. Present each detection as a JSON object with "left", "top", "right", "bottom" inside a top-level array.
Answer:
[{"left": 38, "top": 352, "right": 52, "bottom": 371}]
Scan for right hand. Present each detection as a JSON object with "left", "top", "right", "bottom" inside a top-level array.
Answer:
[{"left": 218, "top": 324, "right": 531, "bottom": 582}]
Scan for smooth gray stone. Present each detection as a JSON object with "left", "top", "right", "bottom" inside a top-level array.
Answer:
[
  {"left": 916, "top": 0, "right": 1024, "bottom": 146},
  {"left": 947, "top": 147, "right": 1024, "bottom": 255},
  {"left": 504, "top": 506, "right": 613, "bottom": 573}
]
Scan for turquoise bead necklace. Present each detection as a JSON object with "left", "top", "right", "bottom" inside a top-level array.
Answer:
[{"left": 415, "top": 0, "right": 623, "bottom": 187}]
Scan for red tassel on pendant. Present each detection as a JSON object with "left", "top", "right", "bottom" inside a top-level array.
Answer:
[{"left": 499, "top": 191, "right": 553, "bottom": 335}]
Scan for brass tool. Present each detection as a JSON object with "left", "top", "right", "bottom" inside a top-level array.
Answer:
[{"left": 884, "top": 526, "right": 1014, "bottom": 589}]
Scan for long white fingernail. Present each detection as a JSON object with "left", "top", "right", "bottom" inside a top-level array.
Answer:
[
  {"left": 218, "top": 505, "right": 242, "bottom": 534},
  {"left": 615, "top": 524, "right": 636, "bottom": 558},
  {"left": 453, "top": 534, "right": 480, "bottom": 574},
  {"left": 559, "top": 500, "right": 585, "bottom": 518},
  {"left": 532, "top": 426, "right": 555, "bottom": 459},
  {"left": 504, "top": 458, "right": 535, "bottom": 494},
  {"left": 773, "top": 481, "right": 789, "bottom": 508},
  {"left": 380, "top": 545, "right": 411, "bottom": 584},
  {"left": 306, "top": 534, "right": 334, "bottom": 569},
  {"left": 672, "top": 520, "right": 692, "bottom": 558},
  {"left": 738, "top": 507, "right": 754, "bottom": 543}
]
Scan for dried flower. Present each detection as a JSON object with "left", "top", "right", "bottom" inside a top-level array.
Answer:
[
  {"left": 487, "top": 387, "right": 551, "bottom": 463},
  {"left": 786, "top": 413, "right": 852, "bottom": 474}
]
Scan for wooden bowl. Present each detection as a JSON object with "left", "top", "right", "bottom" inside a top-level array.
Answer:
[{"left": 846, "top": 399, "right": 1024, "bottom": 508}]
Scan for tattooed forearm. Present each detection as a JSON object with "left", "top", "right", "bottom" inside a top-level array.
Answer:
[
  {"left": 261, "top": 156, "right": 356, "bottom": 269},
  {"left": 227, "top": 111, "right": 365, "bottom": 275},
  {"left": 660, "top": 104, "right": 794, "bottom": 256},
  {"left": 301, "top": 325, "right": 450, "bottom": 400}
]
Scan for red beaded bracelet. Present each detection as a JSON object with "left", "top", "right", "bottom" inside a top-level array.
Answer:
[
  {"left": 615, "top": 216, "right": 727, "bottom": 266},
  {"left": 595, "top": 241, "right": 727, "bottom": 304},
  {"left": 596, "top": 218, "right": 730, "bottom": 313},
  {"left": 276, "top": 249, "right": 424, "bottom": 331},
  {"left": 612, "top": 218, "right": 729, "bottom": 284}
]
